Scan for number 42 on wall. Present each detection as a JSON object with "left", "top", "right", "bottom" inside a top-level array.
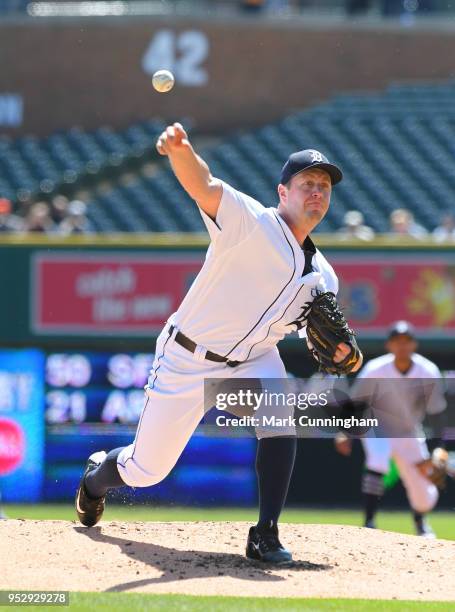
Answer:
[{"left": 142, "top": 30, "right": 209, "bottom": 86}]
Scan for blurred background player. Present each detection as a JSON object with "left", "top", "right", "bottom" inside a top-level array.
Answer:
[{"left": 336, "top": 321, "right": 447, "bottom": 537}]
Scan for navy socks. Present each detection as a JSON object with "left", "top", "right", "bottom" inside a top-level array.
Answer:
[{"left": 255, "top": 437, "right": 297, "bottom": 531}]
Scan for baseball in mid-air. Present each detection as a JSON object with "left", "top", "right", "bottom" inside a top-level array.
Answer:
[{"left": 152, "top": 70, "right": 175, "bottom": 93}]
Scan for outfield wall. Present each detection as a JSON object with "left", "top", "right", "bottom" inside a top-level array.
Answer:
[
  {"left": 1, "top": 236, "right": 454, "bottom": 507},
  {"left": 1, "top": 236, "right": 454, "bottom": 356}
]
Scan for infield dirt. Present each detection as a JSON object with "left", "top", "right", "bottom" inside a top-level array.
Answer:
[{"left": 1, "top": 520, "right": 454, "bottom": 601}]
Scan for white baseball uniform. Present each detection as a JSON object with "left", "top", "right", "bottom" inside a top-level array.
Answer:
[
  {"left": 117, "top": 181, "right": 338, "bottom": 488},
  {"left": 353, "top": 353, "right": 446, "bottom": 513}
]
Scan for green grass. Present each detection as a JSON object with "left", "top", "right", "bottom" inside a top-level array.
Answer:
[
  {"left": 3, "top": 504, "right": 455, "bottom": 540},
  {"left": 15, "top": 593, "right": 452, "bottom": 611}
]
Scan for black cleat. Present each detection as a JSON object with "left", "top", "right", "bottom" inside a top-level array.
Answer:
[
  {"left": 246, "top": 525, "right": 293, "bottom": 565},
  {"left": 75, "top": 451, "right": 107, "bottom": 527}
]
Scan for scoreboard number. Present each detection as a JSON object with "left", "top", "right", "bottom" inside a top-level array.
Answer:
[
  {"left": 46, "top": 390, "right": 87, "bottom": 424},
  {"left": 46, "top": 354, "right": 91, "bottom": 388}
]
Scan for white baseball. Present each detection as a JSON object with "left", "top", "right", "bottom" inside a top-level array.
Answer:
[{"left": 152, "top": 70, "right": 175, "bottom": 93}]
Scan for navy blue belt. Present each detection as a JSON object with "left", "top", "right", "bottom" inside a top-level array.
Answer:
[{"left": 168, "top": 325, "right": 241, "bottom": 367}]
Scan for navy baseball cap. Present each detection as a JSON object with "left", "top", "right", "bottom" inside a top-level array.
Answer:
[
  {"left": 387, "top": 321, "right": 416, "bottom": 340},
  {"left": 280, "top": 149, "right": 343, "bottom": 186}
]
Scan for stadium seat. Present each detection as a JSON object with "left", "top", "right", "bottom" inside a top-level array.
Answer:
[{"left": 2, "top": 83, "right": 455, "bottom": 233}]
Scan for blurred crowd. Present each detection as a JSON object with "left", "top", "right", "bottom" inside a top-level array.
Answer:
[
  {"left": 1, "top": 194, "right": 454, "bottom": 241},
  {"left": 0, "top": 0, "right": 445, "bottom": 17},
  {"left": 240, "top": 0, "right": 439, "bottom": 16},
  {"left": 336, "top": 208, "right": 455, "bottom": 242},
  {"left": 0, "top": 196, "right": 92, "bottom": 235},
  {"left": 345, "top": 0, "right": 436, "bottom": 16}
]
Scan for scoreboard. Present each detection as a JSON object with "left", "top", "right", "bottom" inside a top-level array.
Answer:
[
  {"left": 45, "top": 351, "right": 155, "bottom": 425},
  {"left": 43, "top": 350, "right": 256, "bottom": 505}
]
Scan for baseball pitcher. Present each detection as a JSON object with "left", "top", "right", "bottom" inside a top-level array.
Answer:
[{"left": 76, "top": 123, "right": 362, "bottom": 564}]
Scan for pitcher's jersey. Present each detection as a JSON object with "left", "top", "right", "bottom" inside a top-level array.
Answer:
[
  {"left": 352, "top": 353, "right": 446, "bottom": 435},
  {"left": 170, "top": 181, "right": 338, "bottom": 362}
]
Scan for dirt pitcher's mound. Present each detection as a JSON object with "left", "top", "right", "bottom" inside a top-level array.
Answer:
[{"left": 1, "top": 520, "right": 454, "bottom": 601}]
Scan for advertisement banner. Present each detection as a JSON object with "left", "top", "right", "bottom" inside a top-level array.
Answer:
[
  {"left": 335, "top": 256, "right": 455, "bottom": 336},
  {"left": 0, "top": 349, "right": 45, "bottom": 502},
  {"left": 32, "top": 253, "right": 204, "bottom": 335},
  {"left": 31, "top": 252, "right": 455, "bottom": 337}
]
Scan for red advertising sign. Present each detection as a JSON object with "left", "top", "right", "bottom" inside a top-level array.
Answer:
[
  {"left": 32, "top": 252, "right": 455, "bottom": 337},
  {"left": 32, "top": 253, "right": 204, "bottom": 334},
  {"left": 334, "top": 255, "right": 455, "bottom": 337}
]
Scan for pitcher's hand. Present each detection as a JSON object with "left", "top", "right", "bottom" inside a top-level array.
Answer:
[
  {"left": 156, "top": 123, "right": 190, "bottom": 156},
  {"left": 334, "top": 343, "right": 363, "bottom": 372}
]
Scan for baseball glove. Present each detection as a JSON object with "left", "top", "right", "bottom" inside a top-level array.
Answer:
[
  {"left": 305, "top": 291, "right": 361, "bottom": 375},
  {"left": 416, "top": 448, "right": 449, "bottom": 490}
]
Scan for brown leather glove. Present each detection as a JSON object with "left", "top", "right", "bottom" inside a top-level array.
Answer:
[
  {"left": 416, "top": 448, "right": 449, "bottom": 490},
  {"left": 305, "top": 292, "right": 362, "bottom": 375}
]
